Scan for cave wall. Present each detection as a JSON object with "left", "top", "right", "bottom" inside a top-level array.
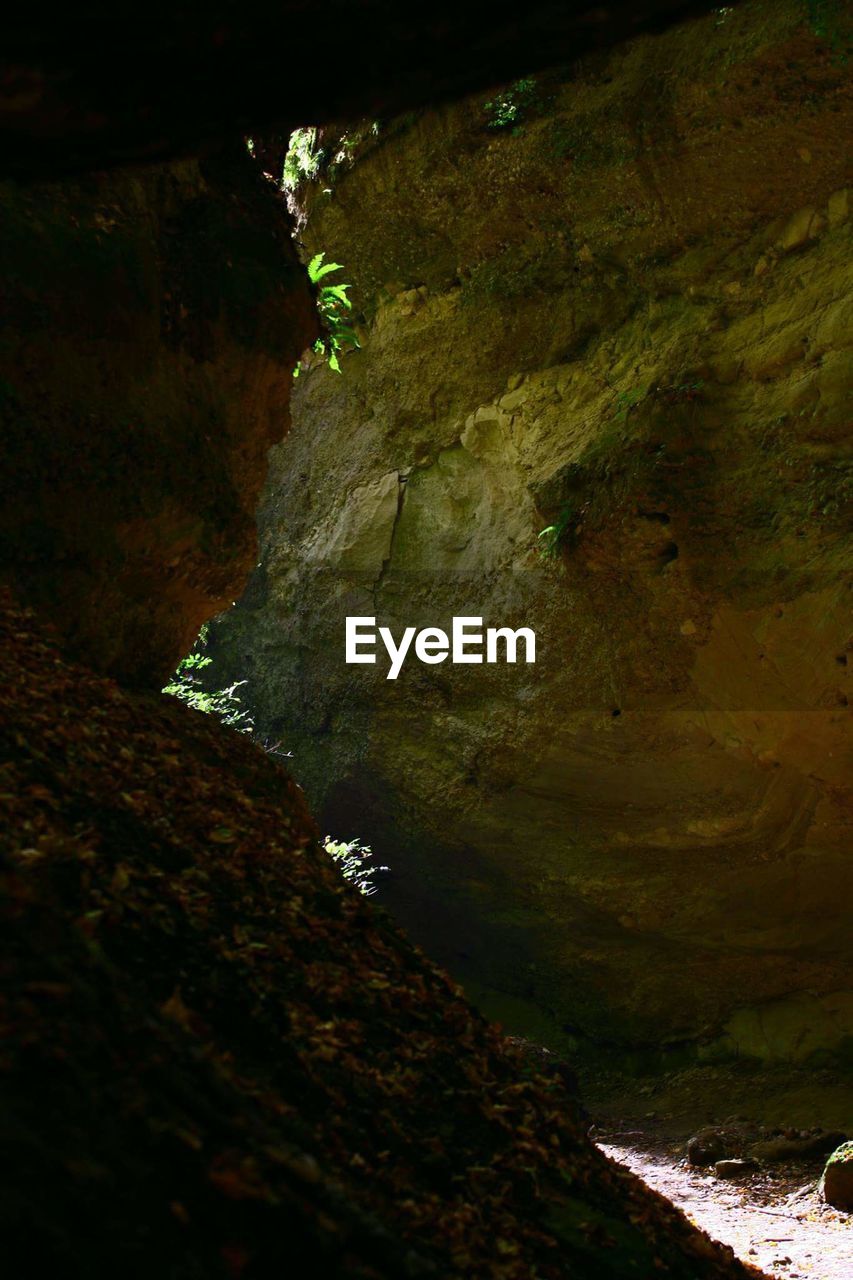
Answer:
[
  {"left": 0, "top": 146, "right": 316, "bottom": 685},
  {"left": 207, "top": 1, "right": 853, "bottom": 1065},
  {"left": 0, "top": 3, "right": 732, "bottom": 177}
]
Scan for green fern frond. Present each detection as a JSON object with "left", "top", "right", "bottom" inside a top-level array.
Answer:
[{"left": 308, "top": 252, "right": 345, "bottom": 283}]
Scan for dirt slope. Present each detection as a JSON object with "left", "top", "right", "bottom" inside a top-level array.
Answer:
[{"left": 0, "top": 590, "right": 763, "bottom": 1278}]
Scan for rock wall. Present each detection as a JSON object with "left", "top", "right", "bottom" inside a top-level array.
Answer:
[
  {"left": 0, "top": 146, "right": 315, "bottom": 685},
  {"left": 207, "top": 2, "right": 852, "bottom": 1065}
]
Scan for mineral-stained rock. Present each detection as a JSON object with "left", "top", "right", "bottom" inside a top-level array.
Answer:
[
  {"left": 206, "top": 0, "right": 853, "bottom": 1065},
  {"left": 0, "top": 590, "right": 761, "bottom": 1278},
  {"left": 0, "top": 144, "right": 316, "bottom": 686},
  {"left": 820, "top": 1142, "right": 853, "bottom": 1213}
]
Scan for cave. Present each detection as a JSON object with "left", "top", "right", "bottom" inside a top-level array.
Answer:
[{"left": 0, "top": 2, "right": 850, "bottom": 1277}]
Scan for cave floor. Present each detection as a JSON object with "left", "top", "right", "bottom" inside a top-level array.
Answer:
[
  {"left": 583, "top": 1063, "right": 851, "bottom": 1280},
  {"left": 598, "top": 1133, "right": 849, "bottom": 1280}
]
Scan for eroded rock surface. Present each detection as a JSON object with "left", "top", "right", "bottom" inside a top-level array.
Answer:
[
  {"left": 0, "top": 145, "right": 315, "bottom": 685},
  {"left": 208, "top": 1, "right": 853, "bottom": 1063}
]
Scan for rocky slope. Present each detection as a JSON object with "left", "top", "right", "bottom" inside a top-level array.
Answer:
[
  {"left": 0, "top": 589, "right": 763, "bottom": 1279},
  {"left": 207, "top": 1, "right": 853, "bottom": 1065}
]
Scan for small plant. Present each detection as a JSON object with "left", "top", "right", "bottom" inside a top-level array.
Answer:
[
  {"left": 324, "top": 837, "right": 388, "bottom": 896},
  {"left": 295, "top": 252, "right": 361, "bottom": 376},
  {"left": 483, "top": 77, "right": 537, "bottom": 133},
  {"left": 328, "top": 121, "right": 382, "bottom": 169},
  {"left": 537, "top": 504, "right": 575, "bottom": 559},
  {"left": 163, "top": 629, "right": 254, "bottom": 735},
  {"left": 282, "top": 127, "right": 323, "bottom": 189}
]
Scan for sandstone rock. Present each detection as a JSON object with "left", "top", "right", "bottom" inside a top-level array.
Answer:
[
  {"left": 827, "top": 188, "right": 849, "bottom": 227},
  {"left": 303, "top": 471, "right": 401, "bottom": 573},
  {"left": 820, "top": 1141, "right": 853, "bottom": 1212},
  {"left": 499, "top": 386, "right": 529, "bottom": 412},
  {"left": 714, "top": 1159, "right": 758, "bottom": 1179},
  {"left": 776, "top": 206, "right": 823, "bottom": 252},
  {"left": 718, "top": 995, "right": 853, "bottom": 1065},
  {"left": 207, "top": 1, "right": 853, "bottom": 1064}
]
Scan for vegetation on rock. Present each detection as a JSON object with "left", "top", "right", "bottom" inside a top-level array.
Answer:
[
  {"left": 282, "top": 126, "right": 324, "bottom": 189},
  {"left": 324, "top": 835, "right": 389, "bottom": 896},
  {"left": 483, "top": 77, "right": 539, "bottom": 132},
  {"left": 297, "top": 251, "right": 361, "bottom": 375},
  {"left": 163, "top": 627, "right": 255, "bottom": 734},
  {"left": 537, "top": 504, "right": 576, "bottom": 559},
  {"left": 163, "top": 636, "right": 384, "bottom": 894}
]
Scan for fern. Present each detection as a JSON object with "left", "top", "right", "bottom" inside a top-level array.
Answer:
[
  {"left": 324, "top": 836, "right": 389, "bottom": 897},
  {"left": 296, "top": 252, "right": 360, "bottom": 377},
  {"left": 163, "top": 637, "right": 254, "bottom": 735},
  {"left": 537, "top": 504, "right": 575, "bottom": 559},
  {"left": 308, "top": 253, "right": 345, "bottom": 283}
]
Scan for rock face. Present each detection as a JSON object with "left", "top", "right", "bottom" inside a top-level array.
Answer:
[
  {"left": 0, "top": 589, "right": 760, "bottom": 1279},
  {"left": 207, "top": 2, "right": 853, "bottom": 1065},
  {"left": 0, "top": 146, "right": 315, "bottom": 686},
  {"left": 0, "top": 2, "right": 731, "bottom": 177}
]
